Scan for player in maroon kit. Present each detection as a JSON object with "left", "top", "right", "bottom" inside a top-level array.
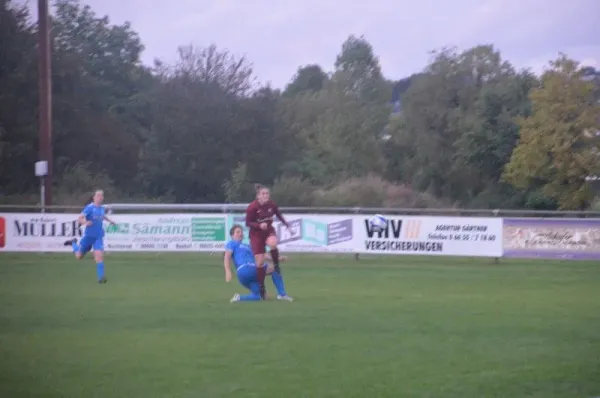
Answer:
[{"left": 245, "top": 184, "right": 289, "bottom": 299}]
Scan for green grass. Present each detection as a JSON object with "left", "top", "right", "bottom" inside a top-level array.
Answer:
[{"left": 0, "top": 253, "right": 599, "bottom": 398}]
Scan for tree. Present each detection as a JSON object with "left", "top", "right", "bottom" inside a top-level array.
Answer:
[
  {"left": 283, "top": 64, "right": 327, "bottom": 97},
  {"left": 335, "top": 35, "right": 382, "bottom": 80},
  {"left": 390, "top": 74, "right": 421, "bottom": 113},
  {"left": 136, "top": 45, "right": 280, "bottom": 202},
  {"left": 1, "top": 0, "right": 597, "bottom": 210},
  {"left": 503, "top": 55, "right": 600, "bottom": 209},
  {"left": 233, "top": 87, "right": 287, "bottom": 185},
  {"left": 300, "top": 82, "right": 388, "bottom": 183},
  {"left": 387, "top": 45, "right": 533, "bottom": 206},
  {"left": 223, "top": 163, "right": 254, "bottom": 203},
  {"left": 52, "top": 0, "right": 145, "bottom": 106},
  {"left": 0, "top": 0, "right": 38, "bottom": 194},
  {"left": 163, "top": 44, "right": 255, "bottom": 97},
  {"left": 279, "top": 36, "right": 390, "bottom": 184},
  {"left": 333, "top": 35, "right": 388, "bottom": 102},
  {"left": 392, "top": 75, "right": 421, "bottom": 102},
  {"left": 452, "top": 70, "right": 538, "bottom": 208},
  {"left": 51, "top": 0, "right": 147, "bottom": 191}
]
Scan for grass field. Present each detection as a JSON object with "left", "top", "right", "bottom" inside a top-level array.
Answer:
[{"left": 0, "top": 253, "right": 599, "bottom": 398}]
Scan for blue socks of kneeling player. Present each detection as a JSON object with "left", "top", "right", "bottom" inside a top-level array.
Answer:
[
  {"left": 71, "top": 240, "right": 79, "bottom": 253},
  {"left": 271, "top": 270, "right": 286, "bottom": 296},
  {"left": 240, "top": 274, "right": 285, "bottom": 300},
  {"left": 96, "top": 261, "right": 105, "bottom": 281},
  {"left": 239, "top": 292, "right": 261, "bottom": 301},
  {"left": 240, "top": 283, "right": 262, "bottom": 301}
]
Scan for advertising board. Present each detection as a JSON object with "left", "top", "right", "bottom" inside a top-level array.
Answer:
[
  {"left": 355, "top": 216, "right": 503, "bottom": 257},
  {"left": 0, "top": 213, "right": 513, "bottom": 259},
  {"left": 503, "top": 218, "right": 600, "bottom": 260}
]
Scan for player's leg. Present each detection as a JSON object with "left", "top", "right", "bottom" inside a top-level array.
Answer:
[
  {"left": 265, "top": 260, "right": 293, "bottom": 302},
  {"left": 251, "top": 235, "right": 267, "bottom": 299},
  {"left": 266, "top": 235, "right": 292, "bottom": 300},
  {"left": 68, "top": 236, "right": 93, "bottom": 260},
  {"left": 93, "top": 239, "right": 107, "bottom": 284},
  {"left": 243, "top": 281, "right": 262, "bottom": 301},
  {"left": 266, "top": 234, "right": 281, "bottom": 273},
  {"left": 231, "top": 267, "right": 261, "bottom": 302},
  {"left": 64, "top": 238, "right": 80, "bottom": 254},
  {"left": 236, "top": 280, "right": 261, "bottom": 301}
]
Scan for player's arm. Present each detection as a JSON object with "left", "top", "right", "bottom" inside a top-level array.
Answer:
[
  {"left": 245, "top": 203, "right": 261, "bottom": 230},
  {"left": 273, "top": 203, "right": 289, "bottom": 228},
  {"left": 103, "top": 215, "right": 117, "bottom": 226},
  {"left": 223, "top": 244, "right": 234, "bottom": 282},
  {"left": 78, "top": 206, "right": 92, "bottom": 226}
]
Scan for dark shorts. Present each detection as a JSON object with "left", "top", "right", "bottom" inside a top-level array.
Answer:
[{"left": 250, "top": 226, "right": 276, "bottom": 255}]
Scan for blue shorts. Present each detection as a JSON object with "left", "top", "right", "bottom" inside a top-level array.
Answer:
[
  {"left": 237, "top": 264, "right": 260, "bottom": 295},
  {"left": 79, "top": 235, "right": 104, "bottom": 254}
]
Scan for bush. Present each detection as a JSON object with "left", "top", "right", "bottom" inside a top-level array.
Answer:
[
  {"left": 0, "top": 193, "right": 40, "bottom": 206},
  {"left": 523, "top": 189, "right": 558, "bottom": 210},
  {"left": 222, "top": 163, "right": 256, "bottom": 203},
  {"left": 382, "top": 180, "right": 450, "bottom": 208},
  {"left": 0, "top": 163, "right": 119, "bottom": 208},
  {"left": 271, "top": 175, "right": 315, "bottom": 206},
  {"left": 0, "top": 163, "right": 176, "bottom": 209},
  {"left": 272, "top": 174, "right": 450, "bottom": 208},
  {"left": 313, "top": 176, "right": 387, "bottom": 207},
  {"left": 52, "top": 162, "right": 120, "bottom": 205}
]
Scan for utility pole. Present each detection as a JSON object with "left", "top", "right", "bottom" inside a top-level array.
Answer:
[{"left": 38, "top": 0, "right": 53, "bottom": 207}]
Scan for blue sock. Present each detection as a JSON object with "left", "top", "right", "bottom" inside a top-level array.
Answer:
[
  {"left": 271, "top": 271, "right": 287, "bottom": 296},
  {"left": 71, "top": 241, "right": 79, "bottom": 253},
  {"left": 239, "top": 293, "right": 261, "bottom": 301},
  {"left": 96, "top": 261, "right": 105, "bottom": 280}
]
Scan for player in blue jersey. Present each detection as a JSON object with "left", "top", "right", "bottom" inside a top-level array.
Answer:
[
  {"left": 63, "top": 190, "right": 117, "bottom": 284},
  {"left": 224, "top": 224, "right": 293, "bottom": 302}
]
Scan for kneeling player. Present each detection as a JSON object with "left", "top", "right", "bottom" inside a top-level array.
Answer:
[{"left": 224, "top": 224, "right": 293, "bottom": 302}]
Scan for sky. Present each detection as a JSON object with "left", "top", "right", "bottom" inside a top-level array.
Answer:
[{"left": 27, "top": 0, "right": 600, "bottom": 88}]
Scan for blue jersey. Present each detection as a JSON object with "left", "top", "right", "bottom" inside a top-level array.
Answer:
[
  {"left": 81, "top": 204, "right": 106, "bottom": 238},
  {"left": 225, "top": 240, "right": 255, "bottom": 269}
]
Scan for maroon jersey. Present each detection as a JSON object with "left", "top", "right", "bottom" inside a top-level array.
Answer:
[{"left": 245, "top": 200, "right": 288, "bottom": 233}]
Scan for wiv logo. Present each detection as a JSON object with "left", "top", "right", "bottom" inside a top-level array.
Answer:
[{"left": 364, "top": 218, "right": 422, "bottom": 240}]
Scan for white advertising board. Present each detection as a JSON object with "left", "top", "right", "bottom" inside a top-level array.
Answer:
[
  {"left": 0, "top": 213, "right": 226, "bottom": 252},
  {"left": 0, "top": 213, "right": 503, "bottom": 257},
  {"left": 0, "top": 213, "right": 82, "bottom": 252},
  {"left": 227, "top": 213, "right": 355, "bottom": 253},
  {"left": 354, "top": 215, "right": 503, "bottom": 257}
]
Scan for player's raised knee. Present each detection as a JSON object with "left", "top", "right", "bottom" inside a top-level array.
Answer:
[{"left": 266, "top": 235, "right": 278, "bottom": 248}]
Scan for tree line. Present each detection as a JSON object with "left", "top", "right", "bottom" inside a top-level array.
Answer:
[{"left": 1, "top": 0, "right": 599, "bottom": 210}]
